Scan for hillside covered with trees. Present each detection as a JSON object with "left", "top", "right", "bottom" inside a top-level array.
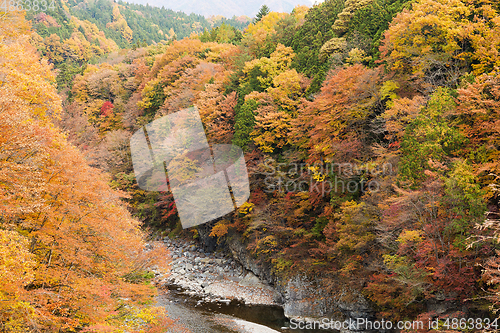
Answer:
[
  {"left": 25, "top": 0, "right": 249, "bottom": 89},
  {"left": 29, "top": 0, "right": 249, "bottom": 47},
  {"left": 2, "top": 0, "right": 500, "bottom": 331},
  {"left": 126, "top": 0, "right": 312, "bottom": 18}
]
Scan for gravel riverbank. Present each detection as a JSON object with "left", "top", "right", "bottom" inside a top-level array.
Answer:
[{"left": 154, "top": 237, "right": 280, "bottom": 307}]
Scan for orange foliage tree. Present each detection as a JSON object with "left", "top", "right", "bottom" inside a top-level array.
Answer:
[
  {"left": 290, "top": 64, "right": 381, "bottom": 163},
  {"left": 0, "top": 11, "right": 175, "bottom": 332},
  {"left": 451, "top": 73, "right": 500, "bottom": 201}
]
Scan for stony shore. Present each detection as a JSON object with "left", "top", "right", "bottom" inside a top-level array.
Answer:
[{"left": 154, "top": 237, "right": 281, "bottom": 307}]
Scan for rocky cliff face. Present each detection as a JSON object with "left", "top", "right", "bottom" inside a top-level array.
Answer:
[
  {"left": 195, "top": 222, "right": 464, "bottom": 329},
  {"left": 217, "top": 230, "right": 375, "bottom": 323}
]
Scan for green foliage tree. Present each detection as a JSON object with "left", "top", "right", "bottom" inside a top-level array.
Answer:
[
  {"left": 233, "top": 99, "right": 258, "bottom": 149},
  {"left": 399, "top": 88, "right": 465, "bottom": 185},
  {"left": 254, "top": 5, "right": 270, "bottom": 23},
  {"left": 199, "top": 23, "right": 243, "bottom": 44},
  {"left": 285, "top": 0, "right": 345, "bottom": 94}
]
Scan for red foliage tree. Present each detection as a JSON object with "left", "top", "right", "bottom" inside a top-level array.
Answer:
[{"left": 100, "top": 101, "right": 114, "bottom": 117}]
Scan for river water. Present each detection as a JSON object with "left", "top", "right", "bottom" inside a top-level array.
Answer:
[{"left": 157, "top": 285, "right": 338, "bottom": 333}]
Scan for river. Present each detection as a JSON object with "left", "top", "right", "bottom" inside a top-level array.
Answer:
[
  {"left": 157, "top": 285, "right": 338, "bottom": 333},
  {"left": 153, "top": 237, "right": 339, "bottom": 333}
]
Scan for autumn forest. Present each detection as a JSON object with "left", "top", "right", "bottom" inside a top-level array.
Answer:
[{"left": 1, "top": 0, "right": 500, "bottom": 331}]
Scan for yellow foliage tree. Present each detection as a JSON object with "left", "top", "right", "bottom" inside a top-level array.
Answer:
[
  {"left": 247, "top": 93, "right": 292, "bottom": 153},
  {"left": 381, "top": 0, "right": 500, "bottom": 82},
  {"left": 242, "top": 43, "right": 296, "bottom": 90},
  {"left": 242, "top": 11, "right": 289, "bottom": 56},
  {"left": 0, "top": 231, "right": 36, "bottom": 333},
  {"left": 106, "top": 4, "right": 133, "bottom": 43},
  {"left": 267, "top": 69, "right": 304, "bottom": 112}
]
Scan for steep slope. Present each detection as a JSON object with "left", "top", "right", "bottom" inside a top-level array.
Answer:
[
  {"left": 0, "top": 11, "right": 173, "bottom": 332},
  {"left": 29, "top": 0, "right": 249, "bottom": 50}
]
